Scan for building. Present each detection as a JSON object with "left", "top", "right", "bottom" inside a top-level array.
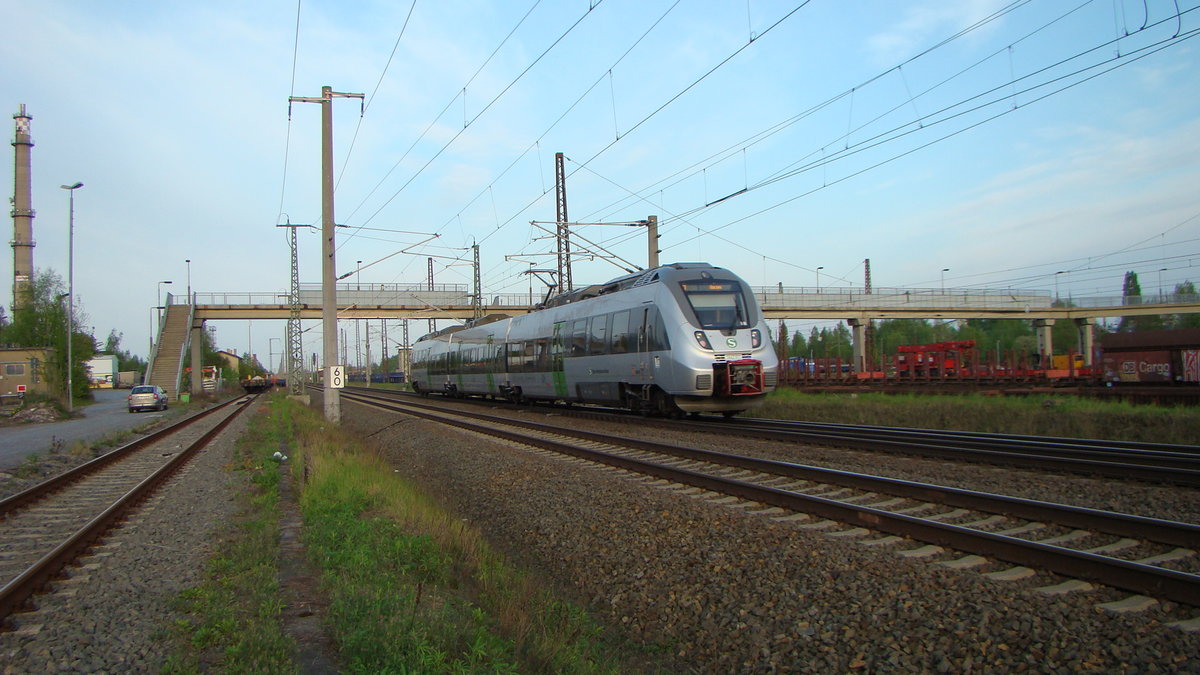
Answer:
[
  {"left": 87, "top": 354, "right": 118, "bottom": 388},
  {"left": 216, "top": 350, "right": 241, "bottom": 374},
  {"left": 0, "top": 347, "right": 52, "bottom": 398}
]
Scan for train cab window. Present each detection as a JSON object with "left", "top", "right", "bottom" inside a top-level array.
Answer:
[
  {"left": 610, "top": 311, "right": 630, "bottom": 354},
  {"left": 570, "top": 319, "right": 588, "bottom": 357},
  {"left": 680, "top": 280, "right": 751, "bottom": 330},
  {"left": 645, "top": 307, "right": 670, "bottom": 351},
  {"left": 589, "top": 314, "right": 609, "bottom": 355}
]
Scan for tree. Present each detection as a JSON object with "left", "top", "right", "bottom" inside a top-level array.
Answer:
[
  {"left": 1170, "top": 281, "right": 1200, "bottom": 329},
  {"left": 0, "top": 269, "right": 95, "bottom": 404},
  {"left": 775, "top": 320, "right": 789, "bottom": 360},
  {"left": 1118, "top": 271, "right": 1165, "bottom": 331}
]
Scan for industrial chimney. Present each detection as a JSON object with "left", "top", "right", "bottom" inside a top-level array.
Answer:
[{"left": 11, "top": 104, "right": 35, "bottom": 311}]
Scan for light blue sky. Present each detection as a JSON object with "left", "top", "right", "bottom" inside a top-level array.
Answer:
[{"left": 3, "top": 0, "right": 1198, "bottom": 367}]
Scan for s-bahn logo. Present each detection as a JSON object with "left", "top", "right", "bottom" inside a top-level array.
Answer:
[{"left": 726, "top": 337, "right": 738, "bottom": 348}]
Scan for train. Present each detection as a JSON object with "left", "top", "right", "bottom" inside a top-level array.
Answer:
[{"left": 410, "top": 262, "right": 778, "bottom": 416}]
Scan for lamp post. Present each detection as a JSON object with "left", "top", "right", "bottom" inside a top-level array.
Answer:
[
  {"left": 149, "top": 305, "right": 164, "bottom": 360},
  {"left": 185, "top": 259, "right": 192, "bottom": 302},
  {"left": 356, "top": 260, "right": 363, "bottom": 370},
  {"left": 269, "top": 337, "right": 280, "bottom": 375},
  {"left": 940, "top": 268, "right": 950, "bottom": 293},
  {"left": 156, "top": 280, "right": 173, "bottom": 336},
  {"left": 815, "top": 266, "right": 824, "bottom": 293},
  {"left": 60, "top": 182, "right": 83, "bottom": 412},
  {"left": 1054, "top": 271, "right": 1065, "bottom": 304}
]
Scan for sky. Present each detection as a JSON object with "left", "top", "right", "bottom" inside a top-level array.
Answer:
[{"left": 3, "top": 0, "right": 1199, "bottom": 369}]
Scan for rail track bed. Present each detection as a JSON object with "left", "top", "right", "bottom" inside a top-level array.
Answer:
[
  {"left": 0, "top": 395, "right": 257, "bottom": 629},
  {"left": 341, "top": 387, "right": 1200, "bottom": 621},
  {"left": 346, "top": 386, "right": 1200, "bottom": 486}
]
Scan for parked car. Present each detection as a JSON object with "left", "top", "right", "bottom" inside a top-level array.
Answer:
[{"left": 128, "top": 385, "right": 168, "bottom": 413}]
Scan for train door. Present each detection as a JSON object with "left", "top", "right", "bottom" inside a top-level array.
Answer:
[
  {"left": 634, "top": 307, "right": 650, "bottom": 381},
  {"left": 550, "top": 321, "right": 568, "bottom": 398}
]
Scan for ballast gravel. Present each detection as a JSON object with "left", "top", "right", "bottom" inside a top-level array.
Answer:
[
  {"left": 340, "top": 400, "right": 1200, "bottom": 674},
  {"left": 0, "top": 402, "right": 252, "bottom": 674}
]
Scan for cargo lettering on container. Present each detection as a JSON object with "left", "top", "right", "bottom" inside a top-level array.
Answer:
[{"left": 1102, "top": 350, "right": 1174, "bottom": 383}]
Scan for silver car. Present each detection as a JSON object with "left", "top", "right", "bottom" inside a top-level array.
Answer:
[{"left": 127, "top": 385, "right": 168, "bottom": 413}]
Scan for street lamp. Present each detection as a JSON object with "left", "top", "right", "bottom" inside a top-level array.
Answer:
[
  {"left": 149, "top": 305, "right": 164, "bottom": 360},
  {"left": 1054, "top": 271, "right": 1065, "bottom": 303},
  {"left": 60, "top": 182, "right": 83, "bottom": 412},
  {"left": 157, "top": 280, "right": 173, "bottom": 335},
  {"left": 185, "top": 259, "right": 192, "bottom": 302},
  {"left": 940, "top": 268, "right": 950, "bottom": 293},
  {"left": 815, "top": 266, "right": 824, "bottom": 292}
]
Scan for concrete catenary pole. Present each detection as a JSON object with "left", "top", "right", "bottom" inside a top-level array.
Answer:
[
  {"left": 289, "top": 86, "right": 363, "bottom": 423},
  {"left": 646, "top": 214, "right": 659, "bottom": 269},
  {"left": 11, "top": 105, "right": 35, "bottom": 311}
]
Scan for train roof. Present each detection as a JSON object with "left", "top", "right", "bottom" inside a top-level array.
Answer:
[
  {"left": 415, "top": 263, "right": 736, "bottom": 342},
  {"left": 540, "top": 262, "right": 732, "bottom": 310}
]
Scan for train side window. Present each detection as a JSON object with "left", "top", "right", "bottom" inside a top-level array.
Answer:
[
  {"left": 506, "top": 342, "right": 520, "bottom": 373},
  {"left": 524, "top": 340, "right": 538, "bottom": 372},
  {"left": 589, "top": 314, "right": 609, "bottom": 355},
  {"left": 570, "top": 319, "right": 588, "bottom": 357},
  {"left": 535, "top": 338, "right": 551, "bottom": 371},
  {"left": 610, "top": 311, "right": 630, "bottom": 354}
]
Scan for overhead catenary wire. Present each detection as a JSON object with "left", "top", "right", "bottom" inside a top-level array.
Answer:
[{"left": 333, "top": 0, "right": 419, "bottom": 192}]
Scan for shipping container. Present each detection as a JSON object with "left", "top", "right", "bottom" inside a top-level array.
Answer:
[{"left": 1101, "top": 350, "right": 1174, "bottom": 384}]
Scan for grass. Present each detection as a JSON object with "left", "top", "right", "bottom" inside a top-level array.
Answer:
[
  {"left": 752, "top": 388, "right": 1200, "bottom": 444},
  {"left": 162, "top": 403, "right": 295, "bottom": 674},
  {"left": 278, "top": 396, "right": 624, "bottom": 674}
]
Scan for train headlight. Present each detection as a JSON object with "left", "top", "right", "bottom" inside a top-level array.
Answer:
[
  {"left": 693, "top": 331, "right": 712, "bottom": 350},
  {"left": 751, "top": 329, "right": 762, "bottom": 348}
]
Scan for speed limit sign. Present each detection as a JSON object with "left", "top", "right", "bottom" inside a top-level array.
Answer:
[{"left": 329, "top": 365, "right": 345, "bottom": 389}]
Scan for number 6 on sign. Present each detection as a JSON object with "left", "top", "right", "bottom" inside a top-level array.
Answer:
[{"left": 329, "top": 365, "right": 345, "bottom": 389}]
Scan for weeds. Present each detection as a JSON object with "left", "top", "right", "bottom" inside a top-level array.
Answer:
[
  {"left": 753, "top": 389, "right": 1200, "bottom": 444},
  {"left": 162, "top": 402, "right": 294, "bottom": 674},
  {"left": 276, "top": 397, "right": 621, "bottom": 674}
]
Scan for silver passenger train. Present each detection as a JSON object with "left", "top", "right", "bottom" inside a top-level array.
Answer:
[{"left": 409, "top": 262, "right": 778, "bottom": 416}]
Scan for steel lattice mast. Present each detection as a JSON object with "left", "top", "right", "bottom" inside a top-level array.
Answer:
[{"left": 277, "top": 220, "right": 305, "bottom": 396}]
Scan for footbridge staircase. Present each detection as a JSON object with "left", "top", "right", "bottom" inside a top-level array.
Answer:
[{"left": 145, "top": 303, "right": 193, "bottom": 402}]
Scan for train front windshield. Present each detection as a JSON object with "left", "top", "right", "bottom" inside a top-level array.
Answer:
[{"left": 680, "top": 280, "right": 751, "bottom": 330}]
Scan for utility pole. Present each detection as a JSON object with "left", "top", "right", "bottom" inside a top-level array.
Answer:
[
  {"left": 380, "top": 318, "right": 387, "bottom": 380},
  {"left": 645, "top": 214, "right": 659, "bottom": 268},
  {"left": 472, "top": 243, "right": 482, "bottom": 320},
  {"left": 863, "top": 258, "right": 875, "bottom": 372},
  {"left": 276, "top": 219, "right": 305, "bottom": 397},
  {"left": 427, "top": 257, "right": 435, "bottom": 334},
  {"left": 402, "top": 320, "right": 410, "bottom": 379},
  {"left": 555, "top": 152, "right": 571, "bottom": 294},
  {"left": 289, "top": 85, "right": 363, "bottom": 423}
]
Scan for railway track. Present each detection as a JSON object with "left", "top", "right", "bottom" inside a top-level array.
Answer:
[
  {"left": 344, "top": 386, "right": 1200, "bottom": 486},
  {"left": 0, "top": 394, "right": 257, "bottom": 628},
  {"left": 339, "top": 387, "right": 1200, "bottom": 616}
]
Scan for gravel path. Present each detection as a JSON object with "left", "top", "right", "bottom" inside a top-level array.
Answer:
[
  {"left": 340, "top": 398, "right": 1200, "bottom": 673},
  {"left": 0, "top": 400, "right": 254, "bottom": 674}
]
